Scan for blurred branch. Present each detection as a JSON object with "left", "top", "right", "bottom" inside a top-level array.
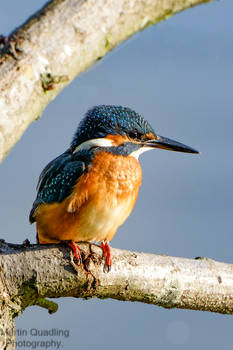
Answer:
[{"left": 0, "top": 0, "right": 212, "bottom": 163}]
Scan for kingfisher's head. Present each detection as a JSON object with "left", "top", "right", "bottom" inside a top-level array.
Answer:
[{"left": 70, "top": 105, "right": 198, "bottom": 158}]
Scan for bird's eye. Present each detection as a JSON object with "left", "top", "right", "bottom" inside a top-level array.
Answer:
[{"left": 128, "top": 132, "right": 142, "bottom": 141}]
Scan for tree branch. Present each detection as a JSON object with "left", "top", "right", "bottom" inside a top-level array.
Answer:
[
  {"left": 0, "top": 0, "right": 211, "bottom": 163},
  {"left": 0, "top": 241, "right": 232, "bottom": 319}
]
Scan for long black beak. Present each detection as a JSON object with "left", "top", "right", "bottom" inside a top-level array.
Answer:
[{"left": 143, "top": 135, "right": 199, "bottom": 154}]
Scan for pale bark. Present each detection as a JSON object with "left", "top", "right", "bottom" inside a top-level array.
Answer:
[
  {"left": 0, "top": 0, "right": 211, "bottom": 163},
  {"left": 1, "top": 240, "right": 232, "bottom": 349},
  {"left": 0, "top": 241, "right": 232, "bottom": 317}
]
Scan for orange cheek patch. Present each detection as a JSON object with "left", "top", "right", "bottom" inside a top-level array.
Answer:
[
  {"left": 105, "top": 134, "right": 129, "bottom": 146},
  {"left": 142, "top": 132, "right": 156, "bottom": 141}
]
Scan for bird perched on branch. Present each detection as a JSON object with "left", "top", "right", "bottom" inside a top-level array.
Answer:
[{"left": 30, "top": 105, "right": 198, "bottom": 272}]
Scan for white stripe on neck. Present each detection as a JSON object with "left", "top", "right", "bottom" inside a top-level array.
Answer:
[
  {"left": 73, "top": 138, "right": 114, "bottom": 153},
  {"left": 130, "top": 147, "right": 153, "bottom": 160}
]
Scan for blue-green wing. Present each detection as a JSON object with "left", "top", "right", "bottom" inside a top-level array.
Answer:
[{"left": 29, "top": 152, "right": 85, "bottom": 223}]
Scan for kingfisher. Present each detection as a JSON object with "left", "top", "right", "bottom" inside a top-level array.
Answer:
[{"left": 29, "top": 105, "right": 198, "bottom": 272}]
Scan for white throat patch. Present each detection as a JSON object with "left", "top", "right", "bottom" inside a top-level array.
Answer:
[{"left": 130, "top": 147, "right": 153, "bottom": 160}]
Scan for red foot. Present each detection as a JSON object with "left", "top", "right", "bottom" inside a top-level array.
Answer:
[
  {"left": 101, "top": 242, "right": 112, "bottom": 272},
  {"left": 68, "top": 241, "right": 82, "bottom": 265}
]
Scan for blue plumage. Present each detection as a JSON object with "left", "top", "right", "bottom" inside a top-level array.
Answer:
[
  {"left": 38, "top": 161, "right": 84, "bottom": 203},
  {"left": 29, "top": 152, "right": 85, "bottom": 223},
  {"left": 71, "top": 105, "right": 155, "bottom": 150}
]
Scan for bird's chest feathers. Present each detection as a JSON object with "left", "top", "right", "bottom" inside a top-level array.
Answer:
[
  {"left": 68, "top": 151, "right": 142, "bottom": 214},
  {"left": 36, "top": 151, "right": 142, "bottom": 243}
]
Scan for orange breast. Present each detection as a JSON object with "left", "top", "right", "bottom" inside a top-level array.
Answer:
[{"left": 36, "top": 151, "right": 142, "bottom": 244}]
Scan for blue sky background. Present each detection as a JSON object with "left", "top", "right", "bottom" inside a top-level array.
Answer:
[{"left": 0, "top": 0, "right": 233, "bottom": 349}]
